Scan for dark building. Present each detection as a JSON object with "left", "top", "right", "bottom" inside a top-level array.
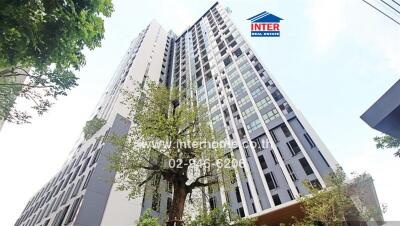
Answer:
[{"left": 361, "top": 79, "right": 400, "bottom": 138}]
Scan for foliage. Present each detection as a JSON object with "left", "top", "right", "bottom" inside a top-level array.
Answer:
[
  {"left": 137, "top": 209, "right": 159, "bottom": 226},
  {"left": 0, "top": 0, "right": 113, "bottom": 123},
  {"left": 187, "top": 206, "right": 255, "bottom": 226},
  {"left": 109, "top": 82, "right": 235, "bottom": 223},
  {"left": 374, "top": 135, "right": 400, "bottom": 157},
  {"left": 294, "top": 168, "right": 380, "bottom": 225},
  {"left": 83, "top": 116, "right": 106, "bottom": 140}
]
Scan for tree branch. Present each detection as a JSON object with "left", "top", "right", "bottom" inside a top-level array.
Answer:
[
  {"left": 138, "top": 171, "right": 157, "bottom": 187},
  {"left": 186, "top": 173, "right": 219, "bottom": 192}
]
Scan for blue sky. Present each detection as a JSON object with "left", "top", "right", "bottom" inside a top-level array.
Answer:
[{"left": 0, "top": 0, "right": 399, "bottom": 225}]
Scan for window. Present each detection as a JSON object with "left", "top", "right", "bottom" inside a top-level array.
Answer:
[
  {"left": 256, "top": 97, "right": 271, "bottom": 109},
  {"left": 45, "top": 199, "right": 55, "bottom": 217},
  {"left": 166, "top": 181, "right": 173, "bottom": 193},
  {"left": 270, "top": 129, "right": 279, "bottom": 143},
  {"left": 318, "top": 151, "right": 330, "bottom": 167},
  {"left": 62, "top": 174, "right": 72, "bottom": 190},
  {"left": 79, "top": 157, "right": 91, "bottom": 175},
  {"left": 252, "top": 138, "right": 263, "bottom": 152},
  {"left": 230, "top": 104, "right": 238, "bottom": 113},
  {"left": 287, "top": 189, "right": 294, "bottom": 200},
  {"left": 65, "top": 196, "right": 82, "bottom": 224},
  {"left": 281, "top": 124, "right": 291, "bottom": 137},
  {"left": 43, "top": 219, "right": 50, "bottom": 226},
  {"left": 258, "top": 155, "right": 268, "bottom": 169},
  {"left": 310, "top": 179, "right": 322, "bottom": 190},
  {"left": 223, "top": 56, "right": 232, "bottom": 67},
  {"left": 299, "top": 157, "right": 314, "bottom": 175},
  {"left": 277, "top": 147, "right": 284, "bottom": 160},
  {"left": 272, "top": 194, "right": 281, "bottom": 205},
  {"left": 152, "top": 174, "right": 161, "bottom": 187},
  {"left": 53, "top": 205, "right": 69, "bottom": 226},
  {"left": 82, "top": 170, "right": 93, "bottom": 190},
  {"left": 166, "top": 197, "right": 172, "bottom": 214},
  {"left": 238, "top": 128, "right": 246, "bottom": 139},
  {"left": 279, "top": 102, "right": 293, "bottom": 114},
  {"left": 286, "top": 164, "right": 297, "bottom": 181},
  {"left": 246, "top": 182, "right": 253, "bottom": 199},
  {"left": 238, "top": 95, "right": 250, "bottom": 107},
  {"left": 246, "top": 119, "right": 262, "bottom": 133},
  {"left": 265, "top": 172, "right": 278, "bottom": 190},
  {"left": 265, "top": 153, "right": 275, "bottom": 167},
  {"left": 296, "top": 118, "right": 305, "bottom": 129},
  {"left": 225, "top": 192, "right": 231, "bottom": 204},
  {"left": 262, "top": 109, "right": 279, "bottom": 124},
  {"left": 242, "top": 145, "right": 250, "bottom": 157},
  {"left": 209, "top": 197, "right": 216, "bottom": 210},
  {"left": 62, "top": 186, "right": 73, "bottom": 205},
  {"left": 75, "top": 153, "right": 83, "bottom": 166},
  {"left": 52, "top": 191, "right": 65, "bottom": 212},
  {"left": 237, "top": 207, "right": 245, "bottom": 218},
  {"left": 90, "top": 149, "right": 100, "bottom": 166},
  {"left": 304, "top": 133, "right": 316, "bottom": 148},
  {"left": 235, "top": 187, "right": 242, "bottom": 203},
  {"left": 287, "top": 140, "right": 301, "bottom": 156},
  {"left": 71, "top": 177, "right": 84, "bottom": 198},
  {"left": 53, "top": 181, "right": 63, "bottom": 197},
  {"left": 233, "top": 48, "right": 242, "bottom": 57},
  {"left": 272, "top": 90, "right": 283, "bottom": 101},
  {"left": 252, "top": 203, "right": 256, "bottom": 213},
  {"left": 151, "top": 193, "right": 161, "bottom": 211},
  {"left": 226, "top": 34, "right": 234, "bottom": 42}
]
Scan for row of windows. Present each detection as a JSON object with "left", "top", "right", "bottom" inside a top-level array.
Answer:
[
  {"left": 246, "top": 118, "right": 262, "bottom": 133},
  {"left": 18, "top": 135, "right": 105, "bottom": 225},
  {"left": 262, "top": 109, "right": 280, "bottom": 124}
]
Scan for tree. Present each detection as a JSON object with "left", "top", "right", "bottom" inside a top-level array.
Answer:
[
  {"left": 137, "top": 209, "right": 159, "bottom": 226},
  {"left": 187, "top": 206, "right": 255, "bottom": 226},
  {"left": 0, "top": 0, "right": 113, "bottom": 124},
  {"left": 110, "top": 82, "right": 235, "bottom": 225},
  {"left": 374, "top": 135, "right": 400, "bottom": 157},
  {"left": 294, "top": 168, "right": 380, "bottom": 225},
  {"left": 83, "top": 116, "right": 106, "bottom": 140}
]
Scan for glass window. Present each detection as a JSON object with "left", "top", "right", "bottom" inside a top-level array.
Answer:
[
  {"left": 258, "top": 155, "right": 268, "bottom": 169},
  {"left": 286, "top": 164, "right": 297, "bottom": 181},
  {"left": 262, "top": 109, "right": 279, "bottom": 123},
  {"left": 287, "top": 140, "right": 301, "bottom": 156},
  {"left": 235, "top": 187, "right": 242, "bottom": 203},
  {"left": 265, "top": 172, "right": 278, "bottom": 190},
  {"left": 281, "top": 124, "right": 291, "bottom": 137},
  {"left": 299, "top": 157, "right": 314, "bottom": 175},
  {"left": 272, "top": 194, "right": 281, "bottom": 205}
]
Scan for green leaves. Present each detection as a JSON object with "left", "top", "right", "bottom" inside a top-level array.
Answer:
[
  {"left": 137, "top": 209, "right": 159, "bottom": 226},
  {"left": 0, "top": 0, "right": 113, "bottom": 123},
  {"left": 374, "top": 135, "right": 400, "bottom": 157},
  {"left": 83, "top": 116, "right": 106, "bottom": 140},
  {"left": 110, "top": 82, "right": 237, "bottom": 221},
  {"left": 295, "top": 168, "right": 381, "bottom": 225},
  {"left": 187, "top": 206, "right": 255, "bottom": 226}
]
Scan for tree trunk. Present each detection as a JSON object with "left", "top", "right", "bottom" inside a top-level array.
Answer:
[{"left": 167, "top": 183, "right": 187, "bottom": 226}]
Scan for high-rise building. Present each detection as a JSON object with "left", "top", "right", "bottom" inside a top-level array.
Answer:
[
  {"left": 14, "top": 20, "right": 174, "bottom": 226},
  {"left": 15, "top": 3, "right": 342, "bottom": 226}
]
